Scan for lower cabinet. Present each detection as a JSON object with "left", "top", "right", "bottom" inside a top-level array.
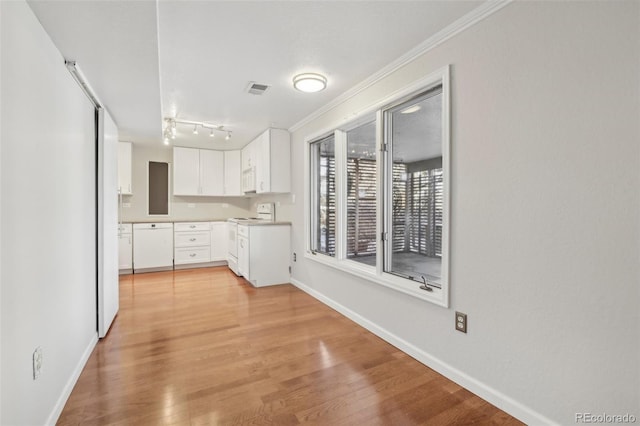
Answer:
[
  {"left": 237, "top": 224, "right": 290, "bottom": 287},
  {"left": 210, "top": 221, "right": 227, "bottom": 261},
  {"left": 174, "top": 221, "right": 228, "bottom": 268},
  {"left": 174, "top": 222, "right": 211, "bottom": 266}
]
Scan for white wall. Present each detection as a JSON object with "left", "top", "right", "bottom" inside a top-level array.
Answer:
[
  {"left": 289, "top": 1, "right": 639, "bottom": 424},
  {"left": 1, "top": 2, "right": 98, "bottom": 424},
  {"left": 120, "top": 144, "right": 252, "bottom": 222}
]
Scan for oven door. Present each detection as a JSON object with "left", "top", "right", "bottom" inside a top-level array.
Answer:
[{"left": 228, "top": 221, "right": 238, "bottom": 258}]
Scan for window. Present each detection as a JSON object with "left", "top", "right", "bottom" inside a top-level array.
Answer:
[
  {"left": 383, "top": 86, "right": 444, "bottom": 287},
  {"left": 346, "top": 121, "right": 377, "bottom": 266},
  {"left": 309, "top": 134, "right": 336, "bottom": 256},
  {"left": 306, "top": 66, "right": 449, "bottom": 306}
]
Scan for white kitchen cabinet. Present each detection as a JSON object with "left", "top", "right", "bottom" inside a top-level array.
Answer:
[
  {"left": 200, "top": 149, "right": 224, "bottom": 195},
  {"left": 237, "top": 223, "right": 290, "bottom": 287},
  {"left": 117, "top": 141, "right": 132, "bottom": 195},
  {"left": 255, "top": 129, "right": 290, "bottom": 194},
  {"left": 173, "top": 146, "right": 199, "bottom": 195},
  {"left": 223, "top": 151, "right": 243, "bottom": 196},
  {"left": 174, "top": 222, "right": 211, "bottom": 266},
  {"left": 210, "top": 221, "right": 227, "bottom": 261},
  {"left": 241, "top": 141, "right": 256, "bottom": 171},
  {"left": 173, "top": 147, "right": 224, "bottom": 196},
  {"left": 118, "top": 223, "right": 132, "bottom": 273}
]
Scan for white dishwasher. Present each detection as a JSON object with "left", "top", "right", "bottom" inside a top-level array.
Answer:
[{"left": 133, "top": 223, "right": 174, "bottom": 273}]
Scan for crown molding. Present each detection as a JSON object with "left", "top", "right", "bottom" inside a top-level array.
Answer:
[{"left": 289, "top": 0, "right": 513, "bottom": 133}]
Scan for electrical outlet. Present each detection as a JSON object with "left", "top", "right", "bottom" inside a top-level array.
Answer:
[
  {"left": 293, "top": 252, "right": 297, "bottom": 262},
  {"left": 455, "top": 312, "right": 467, "bottom": 333},
  {"left": 33, "top": 347, "right": 43, "bottom": 380}
]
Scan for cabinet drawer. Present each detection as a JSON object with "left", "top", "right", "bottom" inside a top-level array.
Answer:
[
  {"left": 174, "top": 247, "right": 211, "bottom": 264},
  {"left": 174, "top": 222, "right": 210, "bottom": 232},
  {"left": 174, "top": 231, "right": 210, "bottom": 247}
]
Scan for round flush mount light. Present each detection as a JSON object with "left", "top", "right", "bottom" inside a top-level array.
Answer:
[{"left": 293, "top": 73, "right": 327, "bottom": 93}]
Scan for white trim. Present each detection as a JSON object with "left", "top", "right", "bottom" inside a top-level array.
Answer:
[
  {"left": 290, "top": 277, "right": 557, "bottom": 426},
  {"left": 304, "top": 250, "right": 446, "bottom": 306},
  {"left": 46, "top": 333, "right": 98, "bottom": 426},
  {"left": 288, "top": 0, "right": 513, "bottom": 133}
]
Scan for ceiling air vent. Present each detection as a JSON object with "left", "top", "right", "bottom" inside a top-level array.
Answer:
[{"left": 246, "top": 82, "right": 270, "bottom": 95}]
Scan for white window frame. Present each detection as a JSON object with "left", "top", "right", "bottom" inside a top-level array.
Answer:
[{"left": 304, "top": 65, "right": 450, "bottom": 307}]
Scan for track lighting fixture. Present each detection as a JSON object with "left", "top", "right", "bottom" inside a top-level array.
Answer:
[{"left": 163, "top": 118, "right": 232, "bottom": 142}]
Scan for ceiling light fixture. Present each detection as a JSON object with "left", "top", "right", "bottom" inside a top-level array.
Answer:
[
  {"left": 164, "top": 118, "right": 232, "bottom": 142},
  {"left": 293, "top": 73, "right": 327, "bottom": 93}
]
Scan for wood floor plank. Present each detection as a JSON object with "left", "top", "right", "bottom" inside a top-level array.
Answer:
[{"left": 57, "top": 267, "right": 523, "bottom": 425}]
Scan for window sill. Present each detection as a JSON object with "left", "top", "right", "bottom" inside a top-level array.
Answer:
[{"left": 305, "top": 251, "right": 448, "bottom": 308}]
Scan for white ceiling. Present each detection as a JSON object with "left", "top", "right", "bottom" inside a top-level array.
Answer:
[{"left": 28, "top": 0, "right": 482, "bottom": 150}]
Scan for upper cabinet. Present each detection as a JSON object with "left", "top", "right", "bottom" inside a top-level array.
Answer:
[
  {"left": 173, "top": 147, "right": 223, "bottom": 196},
  {"left": 255, "top": 128, "right": 290, "bottom": 194},
  {"left": 117, "top": 141, "right": 132, "bottom": 194},
  {"left": 224, "top": 151, "right": 243, "bottom": 196},
  {"left": 241, "top": 140, "right": 258, "bottom": 171}
]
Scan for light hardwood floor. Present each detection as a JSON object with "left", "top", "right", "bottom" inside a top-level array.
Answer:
[{"left": 58, "top": 267, "right": 523, "bottom": 425}]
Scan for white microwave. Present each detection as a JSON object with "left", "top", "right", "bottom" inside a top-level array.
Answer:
[{"left": 242, "top": 167, "right": 256, "bottom": 193}]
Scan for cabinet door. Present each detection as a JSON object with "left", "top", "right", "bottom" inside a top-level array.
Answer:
[
  {"left": 241, "top": 143, "right": 251, "bottom": 170},
  {"left": 256, "top": 131, "right": 270, "bottom": 193},
  {"left": 173, "top": 147, "right": 200, "bottom": 195},
  {"left": 117, "top": 141, "right": 132, "bottom": 194},
  {"left": 200, "top": 149, "right": 224, "bottom": 196},
  {"left": 118, "top": 233, "right": 132, "bottom": 270},
  {"left": 210, "top": 222, "right": 227, "bottom": 261},
  {"left": 224, "top": 151, "right": 242, "bottom": 195}
]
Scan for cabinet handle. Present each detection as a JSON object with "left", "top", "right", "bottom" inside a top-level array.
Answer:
[
  {"left": 190, "top": 225, "right": 196, "bottom": 228},
  {"left": 189, "top": 238, "right": 196, "bottom": 241},
  {"left": 128, "top": 184, "right": 131, "bottom": 193},
  {"left": 190, "top": 253, "right": 196, "bottom": 257}
]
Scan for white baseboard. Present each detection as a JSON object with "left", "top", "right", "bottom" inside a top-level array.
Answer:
[
  {"left": 46, "top": 333, "right": 98, "bottom": 426},
  {"left": 290, "top": 278, "right": 556, "bottom": 426}
]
